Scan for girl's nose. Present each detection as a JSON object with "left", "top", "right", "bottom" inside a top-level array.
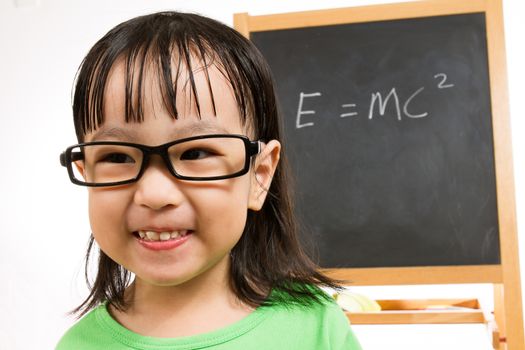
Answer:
[{"left": 133, "top": 157, "right": 185, "bottom": 210}]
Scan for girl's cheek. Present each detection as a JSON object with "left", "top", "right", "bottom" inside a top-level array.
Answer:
[{"left": 88, "top": 190, "right": 131, "bottom": 226}]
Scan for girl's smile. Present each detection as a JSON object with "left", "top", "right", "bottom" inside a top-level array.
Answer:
[{"left": 134, "top": 229, "right": 192, "bottom": 251}]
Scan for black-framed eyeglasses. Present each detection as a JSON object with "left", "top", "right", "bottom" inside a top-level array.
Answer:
[{"left": 60, "top": 134, "right": 261, "bottom": 187}]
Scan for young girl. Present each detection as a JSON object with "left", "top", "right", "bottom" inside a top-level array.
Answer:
[{"left": 57, "top": 11, "right": 361, "bottom": 349}]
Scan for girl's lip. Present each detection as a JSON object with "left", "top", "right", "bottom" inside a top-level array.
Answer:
[{"left": 135, "top": 231, "right": 191, "bottom": 251}]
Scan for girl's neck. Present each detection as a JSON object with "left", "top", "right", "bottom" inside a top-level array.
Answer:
[{"left": 109, "top": 257, "right": 254, "bottom": 338}]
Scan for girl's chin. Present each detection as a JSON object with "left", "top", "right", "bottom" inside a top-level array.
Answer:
[
  {"left": 131, "top": 259, "right": 230, "bottom": 291},
  {"left": 132, "top": 271, "right": 196, "bottom": 288}
]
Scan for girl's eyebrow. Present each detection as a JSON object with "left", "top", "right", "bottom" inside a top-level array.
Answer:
[
  {"left": 89, "top": 122, "right": 232, "bottom": 143},
  {"left": 89, "top": 127, "right": 139, "bottom": 142},
  {"left": 178, "top": 121, "right": 230, "bottom": 137}
]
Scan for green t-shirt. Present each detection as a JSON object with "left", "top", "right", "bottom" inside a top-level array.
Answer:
[{"left": 56, "top": 293, "right": 361, "bottom": 349}]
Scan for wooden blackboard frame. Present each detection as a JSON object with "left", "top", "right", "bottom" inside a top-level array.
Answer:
[{"left": 235, "top": 0, "right": 523, "bottom": 348}]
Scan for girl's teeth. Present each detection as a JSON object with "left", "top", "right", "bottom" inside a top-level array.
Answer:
[
  {"left": 159, "top": 232, "right": 171, "bottom": 241},
  {"left": 138, "top": 230, "right": 188, "bottom": 241},
  {"left": 146, "top": 231, "right": 159, "bottom": 240}
]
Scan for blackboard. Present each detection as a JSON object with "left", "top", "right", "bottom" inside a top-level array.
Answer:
[{"left": 251, "top": 13, "right": 500, "bottom": 268}]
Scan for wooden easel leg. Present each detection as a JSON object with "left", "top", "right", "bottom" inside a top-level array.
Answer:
[
  {"left": 494, "top": 284, "right": 506, "bottom": 350},
  {"left": 494, "top": 281, "right": 525, "bottom": 350},
  {"left": 492, "top": 326, "right": 501, "bottom": 350},
  {"left": 486, "top": 317, "right": 500, "bottom": 349}
]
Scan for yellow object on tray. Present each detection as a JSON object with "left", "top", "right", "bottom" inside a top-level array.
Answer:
[{"left": 333, "top": 291, "right": 382, "bottom": 312}]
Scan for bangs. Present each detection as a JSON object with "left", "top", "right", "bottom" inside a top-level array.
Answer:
[{"left": 72, "top": 12, "right": 253, "bottom": 142}]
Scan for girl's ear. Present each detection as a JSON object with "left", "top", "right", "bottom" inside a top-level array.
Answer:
[
  {"left": 248, "top": 140, "right": 281, "bottom": 211},
  {"left": 74, "top": 161, "right": 85, "bottom": 179}
]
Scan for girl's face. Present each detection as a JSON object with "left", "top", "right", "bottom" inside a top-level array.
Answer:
[{"left": 84, "top": 59, "right": 279, "bottom": 289}]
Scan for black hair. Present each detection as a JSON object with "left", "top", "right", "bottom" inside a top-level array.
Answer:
[{"left": 72, "top": 11, "right": 341, "bottom": 316}]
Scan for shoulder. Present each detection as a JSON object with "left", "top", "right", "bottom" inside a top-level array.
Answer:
[
  {"left": 56, "top": 305, "right": 122, "bottom": 350},
  {"left": 268, "top": 287, "right": 347, "bottom": 326},
  {"left": 258, "top": 287, "right": 362, "bottom": 349}
]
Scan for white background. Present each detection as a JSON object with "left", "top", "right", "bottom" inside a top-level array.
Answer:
[{"left": 0, "top": 0, "right": 523, "bottom": 349}]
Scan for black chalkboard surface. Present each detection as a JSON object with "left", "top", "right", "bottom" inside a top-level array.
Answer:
[{"left": 251, "top": 13, "right": 500, "bottom": 268}]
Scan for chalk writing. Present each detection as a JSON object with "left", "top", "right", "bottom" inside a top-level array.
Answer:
[
  {"left": 369, "top": 87, "right": 402, "bottom": 120},
  {"left": 296, "top": 92, "right": 322, "bottom": 129},
  {"left": 434, "top": 73, "right": 454, "bottom": 89},
  {"left": 403, "top": 87, "right": 428, "bottom": 119},
  {"left": 340, "top": 103, "right": 358, "bottom": 118},
  {"left": 295, "top": 73, "right": 454, "bottom": 128}
]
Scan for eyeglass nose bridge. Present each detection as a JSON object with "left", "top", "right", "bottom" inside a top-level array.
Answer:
[{"left": 136, "top": 143, "right": 182, "bottom": 181}]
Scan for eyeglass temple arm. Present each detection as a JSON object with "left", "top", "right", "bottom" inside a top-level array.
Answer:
[
  {"left": 59, "top": 150, "right": 84, "bottom": 167},
  {"left": 250, "top": 140, "right": 262, "bottom": 156}
]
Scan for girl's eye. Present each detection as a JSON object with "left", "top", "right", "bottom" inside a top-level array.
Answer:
[
  {"left": 180, "top": 149, "right": 214, "bottom": 160},
  {"left": 99, "top": 153, "right": 135, "bottom": 164}
]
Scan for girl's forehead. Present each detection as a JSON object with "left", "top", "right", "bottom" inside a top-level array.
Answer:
[
  {"left": 105, "top": 58, "right": 234, "bottom": 114},
  {"left": 93, "top": 59, "right": 248, "bottom": 142}
]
